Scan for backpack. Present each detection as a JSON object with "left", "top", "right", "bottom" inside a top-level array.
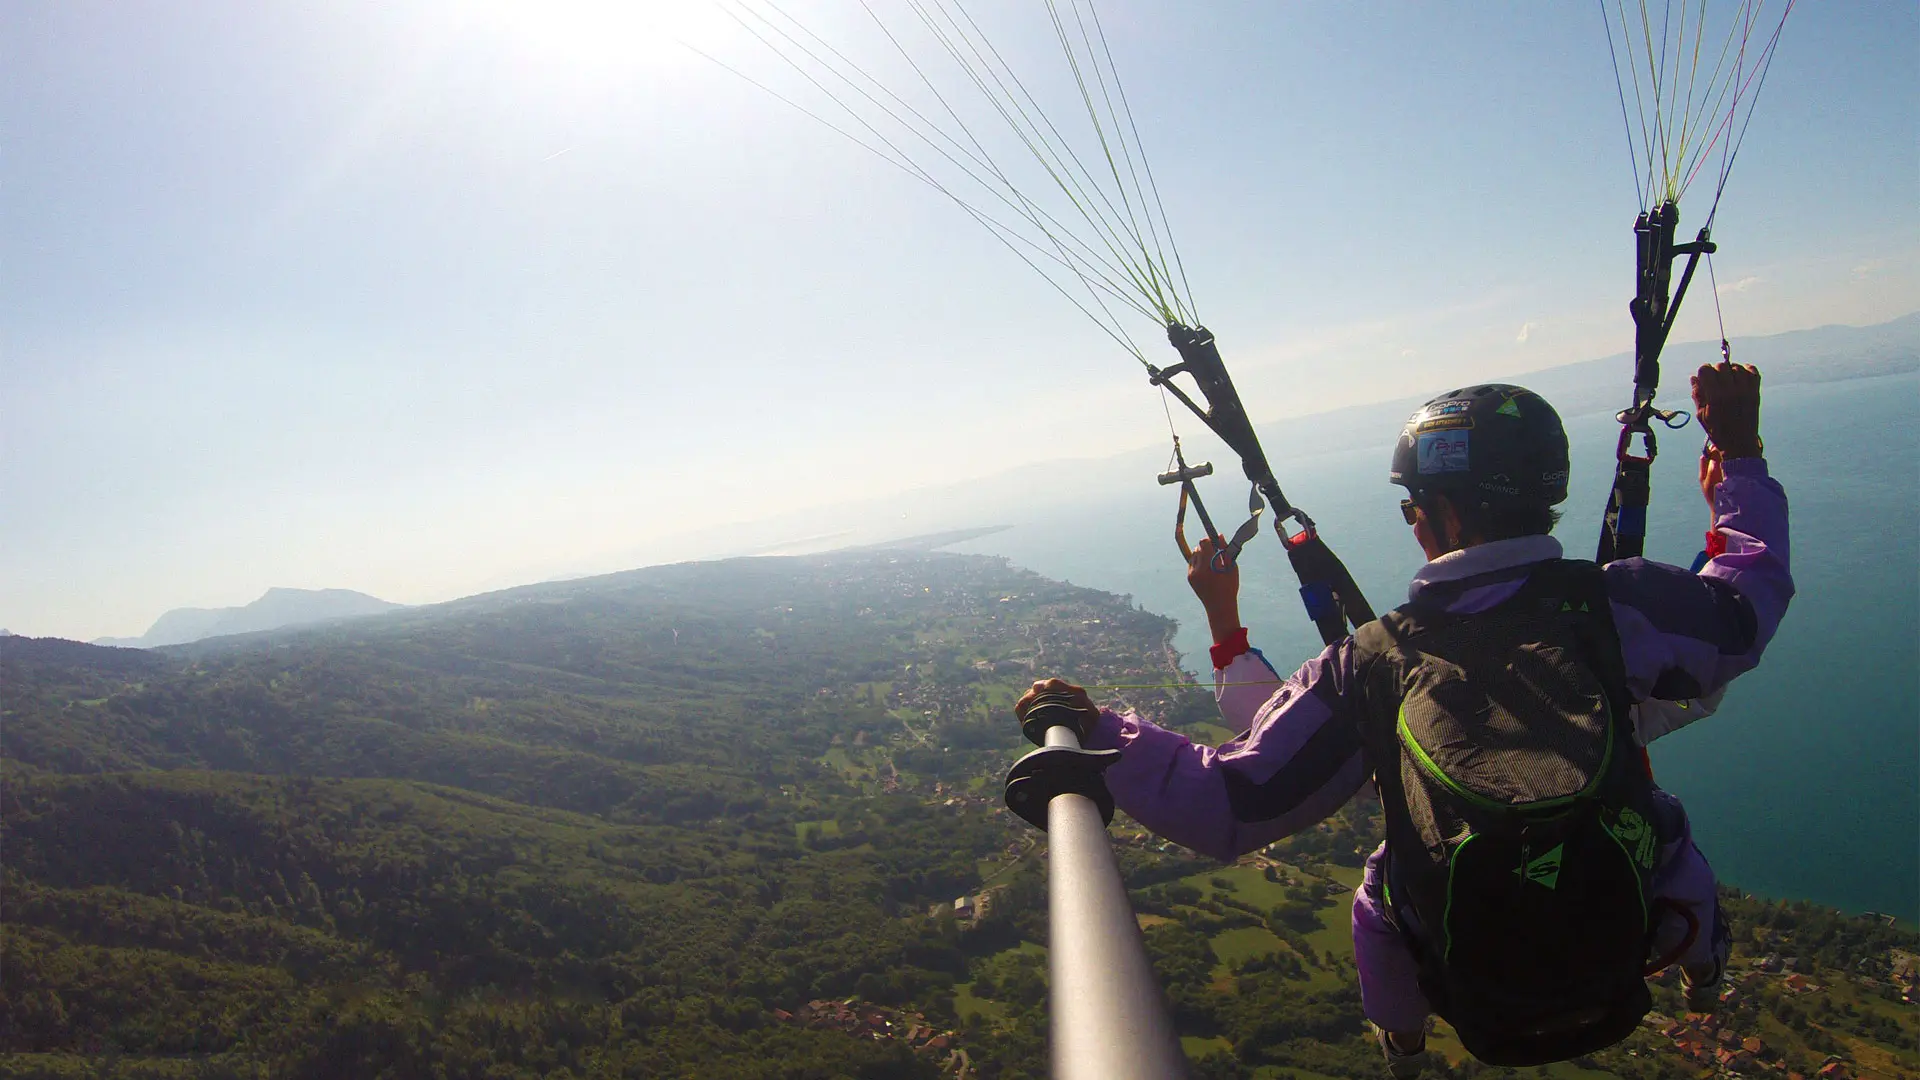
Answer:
[{"left": 1353, "top": 558, "right": 1667, "bottom": 1066}]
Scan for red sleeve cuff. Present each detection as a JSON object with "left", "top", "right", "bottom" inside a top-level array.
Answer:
[
  {"left": 1209, "top": 627, "right": 1250, "bottom": 670},
  {"left": 1704, "top": 529, "right": 1728, "bottom": 561}
]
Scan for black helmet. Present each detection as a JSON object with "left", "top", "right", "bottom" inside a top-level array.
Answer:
[{"left": 1389, "top": 384, "right": 1569, "bottom": 507}]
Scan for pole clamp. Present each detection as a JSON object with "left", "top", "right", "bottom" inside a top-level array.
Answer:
[
  {"left": 1005, "top": 696, "right": 1120, "bottom": 831},
  {"left": 1004, "top": 743, "right": 1121, "bottom": 831}
]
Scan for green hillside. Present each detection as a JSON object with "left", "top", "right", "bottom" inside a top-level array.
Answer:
[{"left": 1, "top": 552, "right": 1913, "bottom": 1080}]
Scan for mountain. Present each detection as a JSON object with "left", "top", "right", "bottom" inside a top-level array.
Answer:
[
  {"left": 93, "top": 587, "right": 403, "bottom": 648},
  {"left": 0, "top": 552, "right": 1202, "bottom": 1076}
]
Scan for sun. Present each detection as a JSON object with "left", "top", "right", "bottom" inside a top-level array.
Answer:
[{"left": 457, "top": 0, "right": 730, "bottom": 76}]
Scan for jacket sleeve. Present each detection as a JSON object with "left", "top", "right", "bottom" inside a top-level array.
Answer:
[
  {"left": 1082, "top": 642, "right": 1369, "bottom": 863},
  {"left": 1605, "top": 457, "right": 1793, "bottom": 743},
  {"left": 1629, "top": 687, "right": 1728, "bottom": 745},
  {"left": 1214, "top": 646, "right": 1285, "bottom": 734}
]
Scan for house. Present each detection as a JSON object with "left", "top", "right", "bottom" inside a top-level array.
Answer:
[
  {"left": 1743, "top": 1037, "right": 1766, "bottom": 1057},
  {"left": 1674, "top": 1031, "right": 1715, "bottom": 1062},
  {"left": 953, "top": 896, "right": 975, "bottom": 918}
]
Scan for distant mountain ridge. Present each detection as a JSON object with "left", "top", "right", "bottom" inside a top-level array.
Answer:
[
  {"left": 93, "top": 587, "right": 402, "bottom": 648},
  {"left": 1239, "top": 311, "right": 1920, "bottom": 467}
]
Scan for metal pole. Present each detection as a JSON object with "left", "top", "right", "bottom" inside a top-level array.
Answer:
[
  {"left": 1042, "top": 725, "right": 1189, "bottom": 1080},
  {"left": 1004, "top": 702, "right": 1188, "bottom": 1080}
]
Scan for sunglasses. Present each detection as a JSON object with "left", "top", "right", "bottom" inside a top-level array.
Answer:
[{"left": 1400, "top": 498, "right": 1422, "bottom": 526}]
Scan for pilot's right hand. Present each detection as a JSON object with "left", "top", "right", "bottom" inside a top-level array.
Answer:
[{"left": 1692, "top": 360, "right": 1763, "bottom": 460}]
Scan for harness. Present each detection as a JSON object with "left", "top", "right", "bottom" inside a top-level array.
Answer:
[{"left": 1354, "top": 560, "right": 1671, "bottom": 1065}]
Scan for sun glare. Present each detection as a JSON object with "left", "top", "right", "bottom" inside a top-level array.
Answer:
[{"left": 457, "top": 0, "right": 728, "bottom": 76}]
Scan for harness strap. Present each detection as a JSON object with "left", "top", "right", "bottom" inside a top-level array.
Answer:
[
  {"left": 1364, "top": 560, "right": 1637, "bottom": 759},
  {"left": 1644, "top": 898, "right": 1702, "bottom": 977},
  {"left": 1598, "top": 455, "right": 1653, "bottom": 564},
  {"left": 1285, "top": 531, "right": 1376, "bottom": 648}
]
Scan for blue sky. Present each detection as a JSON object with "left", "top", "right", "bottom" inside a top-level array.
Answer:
[{"left": 3, "top": 1, "right": 1913, "bottom": 639}]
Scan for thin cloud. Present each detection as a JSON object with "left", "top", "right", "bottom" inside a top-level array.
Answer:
[
  {"left": 1852, "top": 259, "right": 1889, "bottom": 279},
  {"left": 1516, "top": 321, "right": 1539, "bottom": 343},
  {"left": 1716, "top": 275, "right": 1762, "bottom": 295}
]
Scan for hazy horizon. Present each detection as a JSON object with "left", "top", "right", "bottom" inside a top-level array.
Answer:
[{"left": 10, "top": 311, "right": 1919, "bottom": 642}]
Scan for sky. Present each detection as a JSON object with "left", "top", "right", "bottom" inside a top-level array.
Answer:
[{"left": 3, "top": 1, "right": 1914, "bottom": 641}]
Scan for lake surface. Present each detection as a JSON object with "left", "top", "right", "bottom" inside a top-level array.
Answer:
[{"left": 953, "top": 371, "right": 1920, "bottom": 920}]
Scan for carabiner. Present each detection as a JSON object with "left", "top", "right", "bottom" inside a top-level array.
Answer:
[{"left": 1274, "top": 506, "right": 1318, "bottom": 551}]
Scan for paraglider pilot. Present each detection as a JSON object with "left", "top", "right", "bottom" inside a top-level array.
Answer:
[{"left": 1018, "top": 360, "right": 1788, "bottom": 1075}]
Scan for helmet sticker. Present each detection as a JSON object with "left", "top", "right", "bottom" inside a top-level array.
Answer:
[
  {"left": 1416, "top": 414, "right": 1473, "bottom": 433},
  {"left": 1416, "top": 430, "right": 1470, "bottom": 474},
  {"left": 1496, "top": 396, "right": 1523, "bottom": 417},
  {"left": 1482, "top": 473, "right": 1520, "bottom": 496}
]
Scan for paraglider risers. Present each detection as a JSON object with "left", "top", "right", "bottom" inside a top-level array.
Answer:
[
  {"left": 1148, "top": 323, "right": 1278, "bottom": 496},
  {"left": 1600, "top": 201, "right": 1714, "bottom": 565},
  {"left": 1003, "top": 696, "right": 1190, "bottom": 1079},
  {"left": 1146, "top": 322, "right": 1376, "bottom": 645}
]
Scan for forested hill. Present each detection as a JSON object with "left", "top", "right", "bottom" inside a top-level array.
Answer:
[
  {"left": 0, "top": 552, "right": 1211, "bottom": 1079},
  {"left": 3, "top": 553, "right": 1916, "bottom": 1080}
]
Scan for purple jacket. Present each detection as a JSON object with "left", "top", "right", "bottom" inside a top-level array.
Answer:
[{"left": 1084, "top": 457, "right": 1793, "bottom": 863}]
